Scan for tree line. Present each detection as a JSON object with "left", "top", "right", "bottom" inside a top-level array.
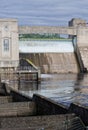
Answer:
[{"left": 19, "top": 33, "right": 67, "bottom": 40}]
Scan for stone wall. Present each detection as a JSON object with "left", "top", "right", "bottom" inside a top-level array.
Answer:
[{"left": 20, "top": 53, "right": 79, "bottom": 73}]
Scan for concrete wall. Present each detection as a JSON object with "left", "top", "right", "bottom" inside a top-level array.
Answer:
[
  {"left": 10, "top": 90, "right": 32, "bottom": 102},
  {"left": 20, "top": 53, "right": 79, "bottom": 73},
  {"left": 33, "top": 94, "right": 68, "bottom": 115},
  {"left": 78, "top": 47, "right": 88, "bottom": 70},
  {"left": 0, "top": 96, "right": 12, "bottom": 104},
  {"left": 0, "top": 101, "right": 36, "bottom": 117},
  {"left": 18, "top": 26, "right": 76, "bottom": 35},
  {"left": 68, "top": 18, "right": 86, "bottom": 27},
  {"left": 76, "top": 27, "right": 88, "bottom": 71}
]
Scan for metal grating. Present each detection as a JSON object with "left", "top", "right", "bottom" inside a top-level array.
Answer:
[{"left": 65, "top": 117, "right": 86, "bottom": 130}]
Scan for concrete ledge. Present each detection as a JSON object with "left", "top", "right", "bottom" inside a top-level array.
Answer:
[
  {"left": 0, "top": 101, "right": 36, "bottom": 117},
  {"left": 0, "top": 128, "right": 34, "bottom": 130},
  {"left": 0, "top": 114, "right": 75, "bottom": 129},
  {"left": 0, "top": 96, "right": 12, "bottom": 104},
  {"left": 33, "top": 94, "right": 68, "bottom": 115}
]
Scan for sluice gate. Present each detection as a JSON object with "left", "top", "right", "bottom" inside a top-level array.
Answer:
[
  {"left": 18, "top": 58, "right": 41, "bottom": 81},
  {"left": 0, "top": 58, "right": 40, "bottom": 82}
]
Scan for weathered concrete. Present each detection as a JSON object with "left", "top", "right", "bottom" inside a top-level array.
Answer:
[
  {"left": 18, "top": 26, "right": 76, "bottom": 35},
  {"left": 0, "top": 19, "right": 19, "bottom": 68},
  {"left": 20, "top": 53, "right": 79, "bottom": 73},
  {"left": 0, "top": 114, "right": 76, "bottom": 129},
  {"left": 78, "top": 47, "right": 88, "bottom": 70},
  {"left": 69, "top": 18, "right": 86, "bottom": 27},
  {"left": 0, "top": 101, "right": 36, "bottom": 117},
  {"left": 0, "top": 96, "right": 12, "bottom": 104}
]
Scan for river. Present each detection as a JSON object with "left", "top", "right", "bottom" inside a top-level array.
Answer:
[{"left": 10, "top": 73, "right": 88, "bottom": 108}]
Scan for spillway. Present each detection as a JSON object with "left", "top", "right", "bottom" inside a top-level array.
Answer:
[{"left": 19, "top": 40, "right": 79, "bottom": 73}]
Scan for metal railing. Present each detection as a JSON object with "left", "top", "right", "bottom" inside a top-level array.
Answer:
[
  {"left": 17, "top": 66, "right": 37, "bottom": 71},
  {"left": 62, "top": 116, "right": 86, "bottom": 130}
]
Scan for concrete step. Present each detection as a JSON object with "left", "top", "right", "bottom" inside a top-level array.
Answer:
[
  {"left": 0, "top": 96, "right": 12, "bottom": 104},
  {"left": 0, "top": 128, "right": 37, "bottom": 130},
  {"left": 0, "top": 114, "right": 76, "bottom": 129},
  {"left": 0, "top": 101, "right": 36, "bottom": 117},
  {"left": 68, "top": 117, "right": 85, "bottom": 130},
  {"left": 0, "top": 116, "right": 86, "bottom": 130}
]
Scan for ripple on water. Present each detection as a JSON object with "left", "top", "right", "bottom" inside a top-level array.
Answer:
[{"left": 8, "top": 73, "right": 88, "bottom": 107}]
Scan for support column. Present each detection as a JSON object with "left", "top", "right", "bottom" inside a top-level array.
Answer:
[{"left": 76, "top": 27, "right": 88, "bottom": 72}]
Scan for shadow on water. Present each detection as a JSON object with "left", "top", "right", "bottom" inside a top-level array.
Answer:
[
  {"left": 74, "top": 73, "right": 84, "bottom": 90},
  {"left": 18, "top": 80, "right": 40, "bottom": 91}
]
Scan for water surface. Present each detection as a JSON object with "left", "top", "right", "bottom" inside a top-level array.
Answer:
[{"left": 10, "top": 73, "right": 88, "bottom": 108}]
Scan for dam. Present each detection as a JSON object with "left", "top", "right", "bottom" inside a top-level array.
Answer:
[
  {"left": 19, "top": 39, "right": 79, "bottom": 73},
  {"left": 0, "top": 18, "right": 87, "bottom": 74}
]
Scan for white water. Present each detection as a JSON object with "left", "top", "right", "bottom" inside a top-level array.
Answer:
[{"left": 19, "top": 40, "right": 74, "bottom": 53}]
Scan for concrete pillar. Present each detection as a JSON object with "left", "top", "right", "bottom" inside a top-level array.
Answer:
[
  {"left": 76, "top": 27, "right": 88, "bottom": 72},
  {"left": 76, "top": 27, "right": 88, "bottom": 47}
]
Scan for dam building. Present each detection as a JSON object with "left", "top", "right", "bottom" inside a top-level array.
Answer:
[
  {"left": 0, "top": 18, "right": 88, "bottom": 74},
  {"left": 0, "top": 19, "right": 19, "bottom": 69}
]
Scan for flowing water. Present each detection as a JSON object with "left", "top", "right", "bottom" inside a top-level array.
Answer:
[{"left": 10, "top": 73, "right": 88, "bottom": 108}]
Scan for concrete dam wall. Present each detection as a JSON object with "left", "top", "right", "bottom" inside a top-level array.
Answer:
[
  {"left": 19, "top": 40, "right": 79, "bottom": 73},
  {"left": 20, "top": 53, "right": 79, "bottom": 73}
]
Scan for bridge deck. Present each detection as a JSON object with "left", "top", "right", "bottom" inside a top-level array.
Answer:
[{"left": 18, "top": 26, "right": 76, "bottom": 35}]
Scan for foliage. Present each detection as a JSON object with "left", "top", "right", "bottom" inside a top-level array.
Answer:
[{"left": 19, "top": 33, "right": 68, "bottom": 40}]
